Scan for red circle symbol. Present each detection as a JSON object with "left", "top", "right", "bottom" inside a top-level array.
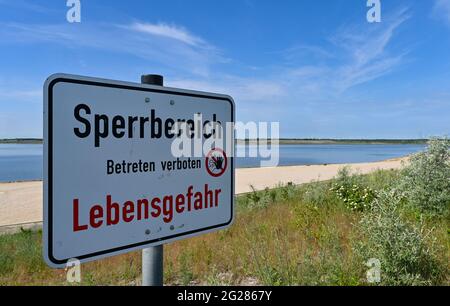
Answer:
[{"left": 206, "top": 148, "right": 228, "bottom": 177}]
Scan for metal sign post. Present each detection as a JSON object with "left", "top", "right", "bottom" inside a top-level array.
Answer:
[{"left": 141, "top": 74, "right": 164, "bottom": 286}]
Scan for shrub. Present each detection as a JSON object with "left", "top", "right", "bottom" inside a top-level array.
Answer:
[
  {"left": 331, "top": 167, "right": 377, "bottom": 212},
  {"left": 355, "top": 191, "right": 444, "bottom": 285},
  {"left": 300, "top": 181, "right": 335, "bottom": 208},
  {"left": 331, "top": 184, "right": 377, "bottom": 212},
  {"left": 399, "top": 138, "right": 450, "bottom": 216},
  {"left": 240, "top": 183, "right": 298, "bottom": 210},
  {"left": 243, "top": 186, "right": 274, "bottom": 209},
  {"left": 364, "top": 169, "right": 401, "bottom": 191},
  {"left": 278, "top": 182, "right": 297, "bottom": 201}
]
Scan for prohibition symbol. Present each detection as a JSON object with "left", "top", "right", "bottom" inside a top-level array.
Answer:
[{"left": 206, "top": 148, "right": 228, "bottom": 177}]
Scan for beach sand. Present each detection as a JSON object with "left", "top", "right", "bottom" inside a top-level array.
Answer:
[
  {"left": 0, "top": 181, "right": 43, "bottom": 227},
  {"left": 0, "top": 158, "right": 407, "bottom": 228}
]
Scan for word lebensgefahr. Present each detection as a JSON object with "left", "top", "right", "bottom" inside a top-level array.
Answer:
[
  {"left": 73, "top": 104, "right": 222, "bottom": 147},
  {"left": 73, "top": 184, "right": 222, "bottom": 231}
]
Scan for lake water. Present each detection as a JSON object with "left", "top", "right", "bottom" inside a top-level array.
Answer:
[
  {"left": 236, "top": 144, "right": 427, "bottom": 168},
  {"left": 0, "top": 144, "right": 43, "bottom": 183},
  {"left": 0, "top": 143, "right": 426, "bottom": 182}
]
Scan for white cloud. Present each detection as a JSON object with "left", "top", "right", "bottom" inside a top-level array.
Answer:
[
  {"left": 168, "top": 76, "right": 285, "bottom": 103},
  {"left": 0, "top": 21, "right": 224, "bottom": 77},
  {"left": 127, "top": 22, "right": 206, "bottom": 47},
  {"left": 0, "top": 7, "right": 408, "bottom": 100},
  {"left": 433, "top": 0, "right": 450, "bottom": 26},
  {"left": 0, "top": 89, "right": 41, "bottom": 101},
  {"left": 331, "top": 8, "right": 411, "bottom": 91},
  {"left": 0, "top": 0, "right": 54, "bottom": 14},
  {"left": 0, "top": 8, "right": 420, "bottom": 137},
  {"left": 168, "top": 8, "right": 412, "bottom": 120}
]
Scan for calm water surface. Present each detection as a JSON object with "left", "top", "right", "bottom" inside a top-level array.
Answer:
[
  {"left": 0, "top": 143, "right": 426, "bottom": 182},
  {"left": 236, "top": 144, "right": 426, "bottom": 168},
  {"left": 0, "top": 144, "right": 43, "bottom": 183}
]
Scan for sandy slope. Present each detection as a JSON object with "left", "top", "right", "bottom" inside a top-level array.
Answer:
[{"left": 0, "top": 158, "right": 406, "bottom": 227}]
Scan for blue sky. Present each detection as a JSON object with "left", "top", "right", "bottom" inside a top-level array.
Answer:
[{"left": 0, "top": 0, "right": 449, "bottom": 139}]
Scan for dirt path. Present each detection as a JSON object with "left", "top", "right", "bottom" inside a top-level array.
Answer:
[{"left": 0, "top": 158, "right": 406, "bottom": 228}]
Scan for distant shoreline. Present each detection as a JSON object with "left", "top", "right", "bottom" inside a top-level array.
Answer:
[
  {"left": 0, "top": 138, "right": 428, "bottom": 145},
  {"left": 0, "top": 139, "right": 43, "bottom": 144},
  {"left": 238, "top": 139, "right": 428, "bottom": 145}
]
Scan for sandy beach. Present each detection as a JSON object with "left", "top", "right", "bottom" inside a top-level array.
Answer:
[{"left": 0, "top": 158, "right": 406, "bottom": 229}]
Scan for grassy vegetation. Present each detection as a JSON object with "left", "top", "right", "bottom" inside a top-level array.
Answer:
[
  {"left": 0, "top": 139, "right": 448, "bottom": 286},
  {"left": 0, "top": 181, "right": 364, "bottom": 286}
]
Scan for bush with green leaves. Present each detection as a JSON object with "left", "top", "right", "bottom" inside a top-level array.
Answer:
[
  {"left": 331, "top": 183, "right": 377, "bottom": 212},
  {"left": 300, "top": 180, "right": 335, "bottom": 208},
  {"left": 243, "top": 186, "right": 273, "bottom": 209},
  {"left": 240, "top": 183, "right": 298, "bottom": 210},
  {"left": 331, "top": 167, "right": 377, "bottom": 212},
  {"left": 355, "top": 191, "right": 444, "bottom": 285},
  {"left": 398, "top": 138, "right": 450, "bottom": 216}
]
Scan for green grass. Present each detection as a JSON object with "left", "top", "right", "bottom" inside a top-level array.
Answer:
[{"left": 0, "top": 169, "right": 448, "bottom": 286}]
